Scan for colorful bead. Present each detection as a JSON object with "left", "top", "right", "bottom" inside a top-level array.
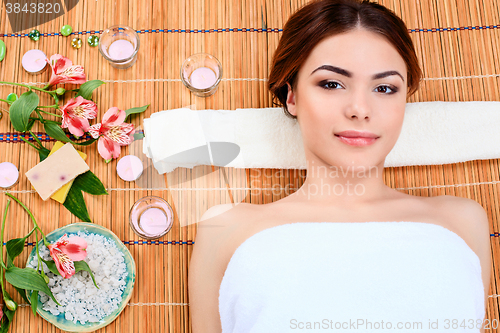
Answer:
[
  {"left": 61, "top": 25, "right": 72, "bottom": 36},
  {"left": 71, "top": 37, "right": 82, "bottom": 49},
  {"left": 0, "top": 40, "right": 5, "bottom": 62},
  {"left": 6, "top": 93, "right": 17, "bottom": 102},
  {"left": 87, "top": 35, "right": 99, "bottom": 47},
  {"left": 28, "top": 29, "right": 41, "bottom": 41}
]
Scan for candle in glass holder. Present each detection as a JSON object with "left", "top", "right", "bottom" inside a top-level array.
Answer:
[
  {"left": 139, "top": 207, "right": 170, "bottom": 236},
  {"left": 180, "top": 53, "right": 222, "bottom": 97},
  {"left": 0, "top": 162, "right": 19, "bottom": 189},
  {"left": 98, "top": 25, "right": 140, "bottom": 69},
  {"left": 129, "top": 196, "right": 174, "bottom": 240},
  {"left": 108, "top": 40, "right": 135, "bottom": 61},
  {"left": 22, "top": 49, "right": 47, "bottom": 74},
  {"left": 189, "top": 67, "right": 217, "bottom": 89}
]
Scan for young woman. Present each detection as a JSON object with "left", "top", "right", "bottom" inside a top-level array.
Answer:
[{"left": 189, "top": 1, "right": 491, "bottom": 332}]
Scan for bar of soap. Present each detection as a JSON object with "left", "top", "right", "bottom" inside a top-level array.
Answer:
[
  {"left": 26, "top": 142, "right": 90, "bottom": 201},
  {"left": 49, "top": 141, "right": 87, "bottom": 204}
]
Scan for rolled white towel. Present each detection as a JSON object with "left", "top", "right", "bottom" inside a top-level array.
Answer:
[{"left": 142, "top": 102, "right": 500, "bottom": 174}]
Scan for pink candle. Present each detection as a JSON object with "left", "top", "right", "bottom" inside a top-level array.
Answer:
[
  {"left": 116, "top": 155, "right": 143, "bottom": 181},
  {"left": 21, "top": 49, "right": 47, "bottom": 74},
  {"left": 0, "top": 162, "right": 19, "bottom": 189},
  {"left": 189, "top": 67, "right": 217, "bottom": 89},
  {"left": 108, "top": 40, "right": 135, "bottom": 60},
  {"left": 139, "top": 208, "right": 170, "bottom": 236}
]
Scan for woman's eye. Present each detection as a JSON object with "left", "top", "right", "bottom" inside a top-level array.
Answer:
[
  {"left": 320, "top": 81, "right": 342, "bottom": 90},
  {"left": 375, "top": 85, "right": 398, "bottom": 94}
]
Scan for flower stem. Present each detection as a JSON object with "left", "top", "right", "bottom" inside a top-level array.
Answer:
[
  {"left": 19, "top": 136, "right": 40, "bottom": 152},
  {"left": 0, "top": 200, "right": 9, "bottom": 310},
  {"left": 0, "top": 98, "right": 10, "bottom": 104},
  {"left": 34, "top": 110, "right": 47, "bottom": 124},
  {"left": 29, "top": 130, "right": 44, "bottom": 149},
  {"left": 5, "top": 194, "right": 49, "bottom": 248},
  {"left": 35, "top": 228, "right": 40, "bottom": 272},
  {"left": 37, "top": 105, "right": 59, "bottom": 109},
  {"left": 36, "top": 108, "right": 62, "bottom": 118},
  {"left": 0, "top": 200, "right": 11, "bottom": 274},
  {"left": 0, "top": 81, "right": 49, "bottom": 94}
]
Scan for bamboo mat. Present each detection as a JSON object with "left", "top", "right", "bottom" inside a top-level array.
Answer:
[{"left": 0, "top": 0, "right": 499, "bottom": 332}]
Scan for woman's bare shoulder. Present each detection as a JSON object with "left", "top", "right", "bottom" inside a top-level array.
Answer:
[
  {"left": 188, "top": 202, "right": 261, "bottom": 333},
  {"left": 429, "top": 195, "right": 489, "bottom": 230},
  {"left": 428, "top": 195, "right": 490, "bottom": 311},
  {"left": 192, "top": 202, "right": 261, "bottom": 264}
]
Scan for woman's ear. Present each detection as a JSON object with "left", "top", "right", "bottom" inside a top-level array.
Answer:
[{"left": 286, "top": 83, "right": 297, "bottom": 116}]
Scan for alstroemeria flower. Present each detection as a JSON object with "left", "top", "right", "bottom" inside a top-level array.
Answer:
[
  {"left": 88, "top": 107, "right": 135, "bottom": 161},
  {"left": 47, "top": 54, "right": 86, "bottom": 87},
  {"left": 60, "top": 96, "right": 98, "bottom": 137},
  {"left": 48, "top": 234, "right": 88, "bottom": 279}
]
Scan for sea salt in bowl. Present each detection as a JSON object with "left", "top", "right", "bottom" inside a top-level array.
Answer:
[{"left": 26, "top": 223, "right": 136, "bottom": 332}]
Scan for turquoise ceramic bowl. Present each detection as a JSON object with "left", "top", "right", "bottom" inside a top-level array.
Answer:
[{"left": 26, "top": 223, "right": 136, "bottom": 332}]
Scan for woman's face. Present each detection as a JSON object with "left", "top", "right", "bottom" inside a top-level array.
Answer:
[{"left": 286, "top": 28, "right": 408, "bottom": 171}]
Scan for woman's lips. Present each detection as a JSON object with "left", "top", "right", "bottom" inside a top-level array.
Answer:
[{"left": 335, "top": 134, "right": 378, "bottom": 146}]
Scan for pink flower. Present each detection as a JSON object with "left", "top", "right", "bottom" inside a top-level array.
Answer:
[
  {"left": 47, "top": 54, "right": 86, "bottom": 87},
  {"left": 60, "top": 96, "right": 98, "bottom": 137},
  {"left": 88, "top": 107, "right": 135, "bottom": 161},
  {"left": 48, "top": 234, "right": 88, "bottom": 279}
]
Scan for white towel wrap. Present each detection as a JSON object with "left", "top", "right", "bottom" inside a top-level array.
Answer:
[
  {"left": 142, "top": 102, "right": 500, "bottom": 174},
  {"left": 218, "top": 221, "right": 485, "bottom": 332}
]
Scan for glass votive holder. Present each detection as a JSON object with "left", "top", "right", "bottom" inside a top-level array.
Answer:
[
  {"left": 129, "top": 196, "right": 173, "bottom": 240},
  {"left": 180, "top": 53, "right": 222, "bottom": 97},
  {"left": 98, "top": 25, "right": 140, "bottom": 69}
]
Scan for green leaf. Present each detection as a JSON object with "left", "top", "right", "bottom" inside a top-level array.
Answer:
[
  {"left": 75, "top": 80, "right": 105, "bottom": 100},
  {"left": 40, "top": 258, "right": 60, "bottom": 276},
  {"left": 18, "top": 136, "right": 51, "bottom": 161},
  {"left": 43, "top": 122, "right": 70, "bottom": 143},
  {"left": 6, "top": 238, "right": 26, "bottom": 261},
  {"left": 72, "top": 138, "right": 97, "bottom": 146},
  {"left": 133, "top": 132, "right": 145, "bottom": 140},
  {"left": 74, "top": 261, "right": 98, "bottom": 288},
  {"left": 6, "top": 251, "right": 31, "bottom": 303},
  {"left": 73, "top": 171, "right": 108, "bottom": 195},
  {"left": 14, "top": 286, "right": 30, "bottom": 303},
  {"left": 41, "top": 259, "right": 98, "bottom": 288},
  {"left": 26, "top": 118, "right": 36, "bottom": 131},
  {"left": 124, "top": 104, "right": 149, "bottom": 121},
  {"left": 63, "top": 186, "right": 91, "bottom": 222},
  {"left": 7, "top": 252, "right": 31, "bottom": 303},
  {"left": 3, "top": 304, "right": 14, "bottom": 321},
  {"left": 9, "top": 91, "right": 39, "bottom": 132},
  {"left": 44, "top": 122, "right": 96, "bottom": 146},
  {"left": 38, "top": 147, "right": 50, "bottom": 162},
  {"left": 30, "top": 290, "right": 38, "bottom": 315},
  {"left": 0, "top": 305, "right": 15, "bottom": 333},
  {"left": 4, "top": 267, "right": 59, "bottom": 305}
]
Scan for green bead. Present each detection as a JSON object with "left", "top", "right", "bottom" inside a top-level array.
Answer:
[
  {"left": 71, "top": 37, "right": 82, "bottom": 49},
  {"left": 28, "top": 29, "right": 41, "bottom": 41},
  {"left": 61, "top": 25, "right": 72, "bottom": 36},
  {"left": 87, "top": 35, "right": 99, "bottom": 47},
  {"left": 0, "top": 40, "right": 5, "bottom": 62},
  {"left": 6, "top": 93, "right": 17, "bottom": 102}
]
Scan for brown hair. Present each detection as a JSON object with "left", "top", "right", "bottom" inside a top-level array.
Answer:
[{"left": 268, "top": 0, "right": 422, "bottom": 119}]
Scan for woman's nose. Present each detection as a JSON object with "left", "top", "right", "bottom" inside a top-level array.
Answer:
[{"left": 346, "top": 90, "right": 371, "bottom": 120}]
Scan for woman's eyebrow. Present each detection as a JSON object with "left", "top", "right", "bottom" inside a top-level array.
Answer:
[{"left": 310, "top": 65, "right": 405, "bottom": 82}]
